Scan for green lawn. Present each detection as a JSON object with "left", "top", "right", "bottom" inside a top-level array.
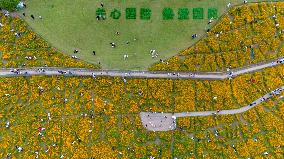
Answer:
[{"left": 22, "top": 0, "right": 267, "bottom": 70}]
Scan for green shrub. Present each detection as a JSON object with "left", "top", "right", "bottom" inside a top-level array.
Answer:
[{"left": 0, "top": 0, "right": 20, "bottom": 11}]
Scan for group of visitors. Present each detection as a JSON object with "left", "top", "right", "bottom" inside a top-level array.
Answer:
[
  {"left": 150, "top": 49, "right": 158, "bottom": 58},
  {"left": 71, "top": 30, "right": 139, "bottom": 62},
  {"left": 20, "top": 3, "right": 42, "bottom": 20}
]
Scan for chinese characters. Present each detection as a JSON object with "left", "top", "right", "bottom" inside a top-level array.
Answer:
[{"left": 96, "top": 7, "right": 217, "bottom": 20}]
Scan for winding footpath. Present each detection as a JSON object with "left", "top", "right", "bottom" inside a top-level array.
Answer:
[
  {"left": 0, "top": 57, "right": 283, "bottom": 132},
  {"left": 140, "top": 86, "right": 284, "bottom": 131},
  {"left": 0, "top": 57, "right": 283, "bottom": 79}
]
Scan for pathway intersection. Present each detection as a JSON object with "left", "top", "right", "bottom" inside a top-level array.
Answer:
[{"left": 140, "top": 86, "right": 284, "bottom": 131}]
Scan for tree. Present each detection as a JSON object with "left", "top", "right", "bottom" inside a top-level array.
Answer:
[{"left": 0, "top": 0, "right": 19, "bottom": 11}]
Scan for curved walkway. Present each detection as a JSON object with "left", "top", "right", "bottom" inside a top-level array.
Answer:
[
  {"left": 0, "top": 58, "right": 283, "bottom": 132},
  {"left": 140, "top": 86, "right": 284, "bottom": 131},
  {"left": 0, "top": 57, "right": 283, "bottom": 79}
]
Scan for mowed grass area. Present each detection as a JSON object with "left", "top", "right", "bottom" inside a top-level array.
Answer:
[{"left": 23, "top": 0, "right": 265, "bottom": 70}]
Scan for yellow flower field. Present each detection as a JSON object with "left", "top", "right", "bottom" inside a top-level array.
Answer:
[{"left": 0, "top": 64, "right": 283, "bottom": 158}]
